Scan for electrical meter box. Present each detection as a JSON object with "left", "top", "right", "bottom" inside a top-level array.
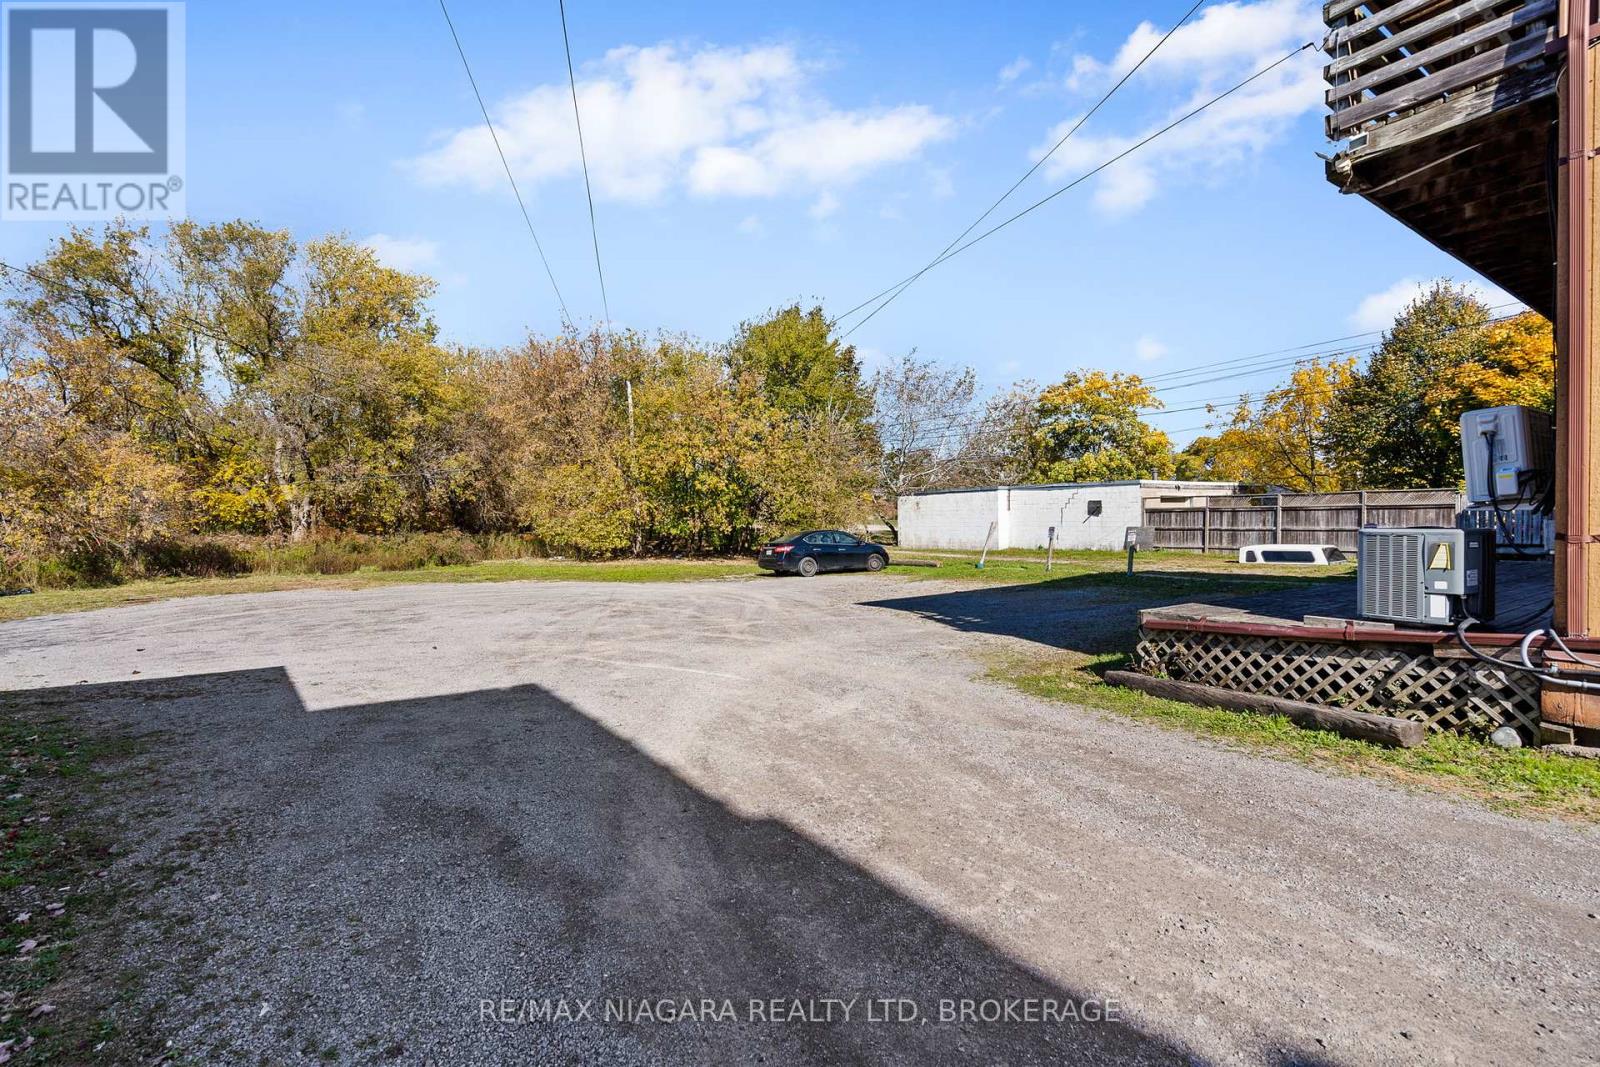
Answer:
[
  {"left": 1460, "top": 405, "right": 1553, "bottom": 505},
  {"left": 1357, "top": 527, "right": 1496, "bottom": 626}
]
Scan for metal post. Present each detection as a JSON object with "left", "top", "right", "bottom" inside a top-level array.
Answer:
[
  {"left": 977, "top": 521, "right": 997, "bottom": 570},
  {"left": 1046, "top": 525, "right": 1056, "bottom": 573}
]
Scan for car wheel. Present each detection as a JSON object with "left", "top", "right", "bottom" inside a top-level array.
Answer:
[
  {"left": 797, "top": 556, "right": 819, "bottom": 577},
  {"left": 866, "top": 554, "right": 885, "bottom": 572}
]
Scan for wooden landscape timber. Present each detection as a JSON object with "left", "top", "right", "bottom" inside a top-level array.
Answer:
[{"left": 1105, "top": 670, "right": 1428, "bottom": 748}]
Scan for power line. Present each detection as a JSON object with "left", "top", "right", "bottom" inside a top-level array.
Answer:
[
  {"left": 830, "top": 0, "right": 1206, "bottom": 330},
  {"left": 437, "top": 0, "right": 571, "bottom": 326},
  {"left": 557, "top": 0, "right": 611, "bottom": 331},
  {"left": 871, "top": 306, "right": 1534, "bottom": 441},
  {"left": 838, "top": 41, "right": 1318, "bottom": 340},
  {"left": 1139, "top": 301, "right": 1524, "bottom": 385}
]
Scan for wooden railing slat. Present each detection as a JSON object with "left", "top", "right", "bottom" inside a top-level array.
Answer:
[
  {"left": 1328, "top": 28, "right": 1556, "bottom": 137},
  {"left": 1327, "top": 6, "right": 1555, "bottom": 107},
  {"left": 1326, "top": 0, "right": 1460, "bottom": 49},
  {"left": 1327, "top": 0, "right": 1554, "bottom": 77}
]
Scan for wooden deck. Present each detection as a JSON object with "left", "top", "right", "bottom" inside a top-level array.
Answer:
[
  {"left": 1144, "top": 559, "right": 1557, "bottom": 642},
  {"left": 1324, "top": 0, "right": 1560, "bottom": 315},
  {"left": 1136, "top": 561, "right": 1567, "bottom": 738}
]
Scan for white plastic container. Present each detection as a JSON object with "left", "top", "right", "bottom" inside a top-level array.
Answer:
[{"left": 1237, "top": 544, "right": 1345, "bottom": 565}]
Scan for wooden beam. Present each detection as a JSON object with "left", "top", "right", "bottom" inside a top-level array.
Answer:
[
  {"left": 1104, "top": 671, "right": 1428, "bottom": 747},
  {"left": 1545, "top": 4, "right": 1600, "bottom": 731},
  {"left": 1335, "top": 67, "right": 1558, "bottom": 162}
]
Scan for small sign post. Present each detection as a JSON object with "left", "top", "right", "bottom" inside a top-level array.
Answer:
[
  {"left": 1124, "top": 525, "right": 1154, "bottom": 576},
  {"left": 1046, "top": 526, "right": 1056, "bottom": 573},
  {"left": 977, "top": 521, "right": 998, "bottom": 570}
]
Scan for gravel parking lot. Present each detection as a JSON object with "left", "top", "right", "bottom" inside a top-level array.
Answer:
[{"left": 3, "top": 574, "right": 1598, "bottom": 1064}]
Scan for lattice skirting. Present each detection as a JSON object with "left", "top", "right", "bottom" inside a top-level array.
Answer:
[{"left": 1135, "top": 628, "right": 1540, "bottom": 740}]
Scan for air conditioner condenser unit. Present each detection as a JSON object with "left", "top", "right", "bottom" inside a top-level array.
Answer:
[{"left": 1357, "top": 527, "right": 1495, "bottom": 627}]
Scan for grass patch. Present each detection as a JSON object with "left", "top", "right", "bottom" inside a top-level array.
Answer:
[
  {"left": 989, "top": 649, "right": 1600, "bottom": 822},
  {"left": 0, "top": 558, "right": 763, "bottom": 624},
  {"left": 0, "top": 710, "right": 140, "bottom": 1061}
]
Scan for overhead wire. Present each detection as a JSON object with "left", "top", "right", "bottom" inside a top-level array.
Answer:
[
  {"left": 829, "top": 0, "right": 1207, "bottom": 329},
  {"left": 437, "top": 0, "right": 572, "bottom": 326},
  {"left": 838, "top": 41, "right": 1319, "bottom": 340},
  {"left": 868, "top": 305, "right": 1536, "bottom": 447},
  {"left": 557, "top": 0, "right": 611, "bottom": 331}
]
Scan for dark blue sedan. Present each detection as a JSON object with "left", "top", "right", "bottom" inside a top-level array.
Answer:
[{"left": 757, "top": 530, "right": 890, "bottom": 577}]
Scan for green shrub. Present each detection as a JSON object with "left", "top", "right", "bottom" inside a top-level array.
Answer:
[
  {"left": 136, "top": 538, "right": 251, "bottom": 579},
  {"left": 17, "top": 531, "right": 549, "bottom": 586}
]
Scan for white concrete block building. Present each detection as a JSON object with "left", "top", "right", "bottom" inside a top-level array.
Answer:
[{"left": 896, "top": 481, "right": 1241, "bottom": 551}]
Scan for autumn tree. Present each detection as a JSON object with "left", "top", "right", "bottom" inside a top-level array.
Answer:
[
  {"left": 1424, "top": 310, "right": 1554, "bottom": 425},
  {"left": 1031, "top": 370, "right": 1173, "bottom": 482},
  {"left": 1325, "top": 282, "right": 1500, "bottom": 488},
  {"left": 1194, "top": 359, "right": 1357, "bottom": 491},
  {"left": 474, "top": 328, "right": 871, "bottom": 558},
  {"left": 727, "top": 304, "right": 872, "bottom": 426},
  {"left": 1, "top": 222, "right": 473, "bottom": 554}
]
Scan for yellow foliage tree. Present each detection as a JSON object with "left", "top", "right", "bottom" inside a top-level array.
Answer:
[
  {"left": 1032, "top": 370, "right": 1174, "bottom": 482},
  {"left": 1423, "top": 311, "right": 1554, "bottom": 433},
  {"left": 1189, "top": 358, "right": 1357, "bottom": 491}
]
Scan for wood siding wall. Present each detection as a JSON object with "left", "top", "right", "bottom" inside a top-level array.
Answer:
[{"left": 1144, "top": 489, "right": 1463, "bottom": 552}]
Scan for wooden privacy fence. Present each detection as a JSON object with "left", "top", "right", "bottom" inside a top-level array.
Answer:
[{"left": 1144, "top": 490, "right": 1464, "bottom": 553}]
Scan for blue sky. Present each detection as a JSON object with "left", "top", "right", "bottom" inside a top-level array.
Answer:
[{"left": 0, "top": 0, "right": 1516, "bottom": 445}]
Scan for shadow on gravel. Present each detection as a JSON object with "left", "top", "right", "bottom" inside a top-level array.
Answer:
[
  {"left": 862, "top": 571, "right": 1359, "bottom": 651},
  {"left": 8, "top": 670, "right": 1342, "bottom": 1066}
]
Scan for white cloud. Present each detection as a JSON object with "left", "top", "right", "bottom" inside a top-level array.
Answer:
[
  {"left": 1062, "top": 54, "right": 1106, "bottom": 93},
  {"left": 1035, "top": 0, "right": 1323, "bottom": 216},
  {"left": 409, "top": 43, "right": 953, "bottom": 204},
  {"left": 809, "top": 191, "right": 840, "bottom": 220},
  {"left": 361, "top": 233, "right": 440, "bottom": 272},
  {"left": 1134, "top": 335, "right": 1169, "bottom": 362},
  {"left": 1105, "top": 0, "right": 1320, "bottom": 81},
  {"left": 1349, "top": 278, "right": 1521, "bottom": 333},
  {"left": 688, "top": 107, "right": 954, "bottom": 197},
  {"left": 998, "top": 56, "right": 1032, "bottom": 85}
]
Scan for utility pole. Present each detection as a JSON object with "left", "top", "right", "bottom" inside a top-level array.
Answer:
[{"left": 1547, "top": 0, "right": 1600, "bottom": 735}]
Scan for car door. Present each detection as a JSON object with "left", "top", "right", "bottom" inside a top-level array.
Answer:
[
  {"left": 819, "top": 531, "right": 844, "bottom": 572},
  {"left": 801, "top": 532, "right": 834, "bottom": 571},
  {"left": 835, "top": 532, "right": 869, "bottom": 570}
]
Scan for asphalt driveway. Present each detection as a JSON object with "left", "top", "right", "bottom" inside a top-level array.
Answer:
[{"left": 2, "top": 574, "right": 1597, "bottom": 1064}]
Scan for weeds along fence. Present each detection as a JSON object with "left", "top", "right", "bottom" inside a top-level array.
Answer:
[{"left": 1143, "top": 489, "right": 1463, "bottom": 553}]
